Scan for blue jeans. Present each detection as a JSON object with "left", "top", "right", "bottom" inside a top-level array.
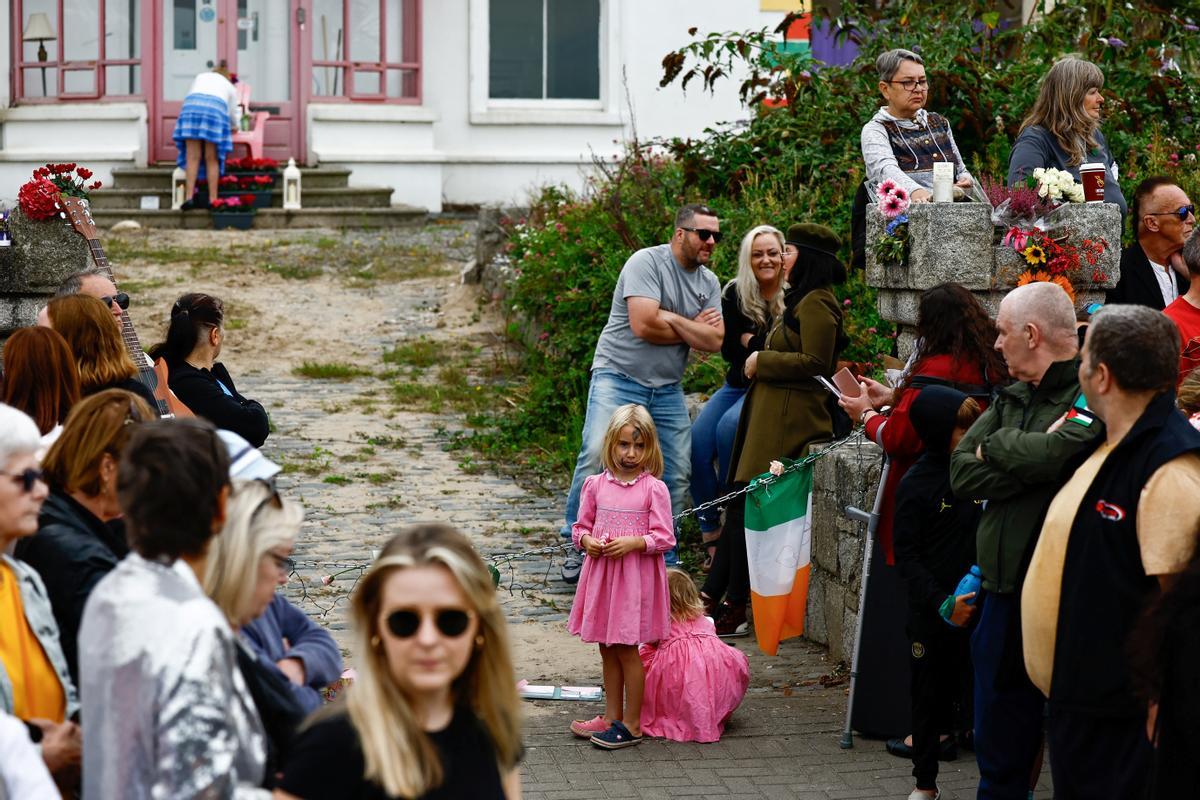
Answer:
[
  {"left": 561, "top": 370, "right": 691, "bottom": 546},
  {"left": 688, "top": 382, "right": 746, "bottom": 533},
  {"left": 971, "top": 592, "right": 1045, "bottom": 800}
]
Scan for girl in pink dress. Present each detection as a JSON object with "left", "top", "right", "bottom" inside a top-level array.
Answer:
[
  {"left": 567, "top": 404, "right": 675, "bottom": 750},
  {"left": 640, "top": 569, "right": 751, "bottom": 742}
]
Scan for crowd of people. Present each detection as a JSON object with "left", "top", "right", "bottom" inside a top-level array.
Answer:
[{"left": 1, "top": 40, "right": 1198, "bottom": 800}]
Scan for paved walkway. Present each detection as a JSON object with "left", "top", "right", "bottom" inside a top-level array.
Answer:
[{"left": 134, "top": 223, "right": 1053, "bottom": 800}]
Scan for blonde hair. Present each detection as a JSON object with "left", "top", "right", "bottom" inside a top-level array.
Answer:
[
  {"left": 42, "top": 389, "right": 153, "bottom": 497},
  {"left": 666, "top": 568, "right": 705, "bottom": 622},
  {"left": 204, "top": 480, "right": 302, "bottom": 627},
  {"left": 600, "top": 404, "right": 664, "bottom": 479},
  {"left": 735, "top": 225, "right": 787, "bottom": 331},
  {"left": 1179, "top": 369, "right": 1200, "bottom": 416},
  {"left": 1019, "top": 56, "right": 1105, "bottom": 167},
  {"left": 340, "top": 524, "right": 522, "bottom": 797}
]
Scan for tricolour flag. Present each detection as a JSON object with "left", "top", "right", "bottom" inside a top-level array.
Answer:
[{"left": 745, "top": 461, "right": 813, "bottom": 656}]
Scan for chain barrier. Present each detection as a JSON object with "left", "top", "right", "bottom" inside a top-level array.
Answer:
[{"left": 284, "top": 430, "right": 871, "bottom": 612}]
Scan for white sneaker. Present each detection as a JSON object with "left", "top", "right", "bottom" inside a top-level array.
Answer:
[{"left": 907, "top": 789, "right": 940, "bottom": 800}]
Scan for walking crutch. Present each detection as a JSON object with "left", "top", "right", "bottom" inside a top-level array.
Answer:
[{"left": 839, "top": 453, "right": 890, "bottom": 749}]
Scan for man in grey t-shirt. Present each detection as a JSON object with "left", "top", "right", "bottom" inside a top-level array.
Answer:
[{"left": 560, "top": 204, "right": 724, "bottom": 582}]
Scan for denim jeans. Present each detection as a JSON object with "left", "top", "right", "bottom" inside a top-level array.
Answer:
[
  {"left": 561, "top": 369, "right": 691, "bottom": 546},
  {"left": 688, "top": 382, "right": 747, "bottom": 533}
]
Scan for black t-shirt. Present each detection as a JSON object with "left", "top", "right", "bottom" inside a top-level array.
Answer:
[{"left": 277, "top": 708, "right": 509, "bottom": 799}]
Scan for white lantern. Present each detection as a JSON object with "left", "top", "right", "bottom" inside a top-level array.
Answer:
[
  {"left": 283, "top": 158, "right": 302, "bottom": 210},
  {"left": 171, "top": 167, "right": 187, "bottom": 210}
]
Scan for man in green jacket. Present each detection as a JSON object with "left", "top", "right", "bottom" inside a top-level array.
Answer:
[{"left": 949, "top": 282, "right": 1103, "bottom": 800}]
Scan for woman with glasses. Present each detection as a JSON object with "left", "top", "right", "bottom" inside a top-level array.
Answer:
[
  {"left": 1, "top": 326, "right": 81, "bottom": 453},
  {"left": 79, "top": 419, "right": 267, "bottom": 797},
  {"left": 861, "top": 48, "right": 974, "bottom": 203},
  {"left": 46, "top": 294, "right": 159, "bottom": 411},
  {"left": 150, "top": 292, "right": 271, "bottom": 447},
  {"left": 204, "top": 480, "right": 342, "bottom": 783},
  {"left": 0, "top": 403, "right": 82, "bottom": 785},
  {"left": 15, "top": 390, "right": 153, "bottom": 683},
  {"left": 1008, "top": 56, "right": 1127, "bottom": 215},
  {"left": 690, "top": 225, "right": 788, "bottom": 570},
  {"left": 276, "top": 524, "right": 523, "bottom": 799}
]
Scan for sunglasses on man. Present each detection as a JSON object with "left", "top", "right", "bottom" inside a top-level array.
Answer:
[
  {"left": 99, "top": 293, "right": 131, "bottom": 310},
  {"left": 385, "top": 608, "right": 473, "bottom": 639},
  {"left": 680, "top": 226, "right": 723, "bottom": 244},
  {"left": 3, "top": 468, "right": 45, "bottom": 494},
  {"left": 1145, "top": 205, "right": 1195, "bottom": 222}
]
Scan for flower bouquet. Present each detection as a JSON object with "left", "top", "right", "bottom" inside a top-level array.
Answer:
[
  {"left": 873, "top": 180, "right": 911, "bottom": 266},
  {"left": 217, "top": 174, "right": 274, "bottom": 208},
  {"left": 225, "top": 156, "right": 280, "bottom": 179},
  {"left": 1000, "top": 226, "right": 1108, "bottom": 303},
  {"left": 17, "top": 163, "right": 103, "bottom": 222},
  {"left": 209, "top": 194, "right": 258, "bottom": 230}
]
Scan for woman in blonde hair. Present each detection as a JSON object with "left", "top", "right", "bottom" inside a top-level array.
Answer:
[
  {"left": 1008, "top": 55, "right": 1127, "bottom": 214},
  {"left": 276, "top": 523, "right": 523, "bottom": 798},
  {"left": 46, "top": 294, "right": 159, "bottom": 410},
  {"left": 689, "top": 225, "right": 787, "bottom": 570}
]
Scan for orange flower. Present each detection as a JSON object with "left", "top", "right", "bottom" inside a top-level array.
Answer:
[
  {"left": 1051, "top": 275, "right": 1076, "bottom": 302},
  {"left": 1015, "top": 270, "right": 1076, "bottom": 302}
]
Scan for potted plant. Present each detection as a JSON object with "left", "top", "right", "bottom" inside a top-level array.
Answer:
[
  {"left": 217, "top": 174, "right": 273, "bottom": 208},
  {"left": 209, "top": 194, "right": 258, "bottom": 230},
  {"left": 225, "top": 156, "right": 280, "bottom": 184}
]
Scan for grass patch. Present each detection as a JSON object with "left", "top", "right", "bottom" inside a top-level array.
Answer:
[
  {"left": 293, "top": 361, "right": 372, "bottom": 380},
  {"left": 264, "top": 262, "right": 323, "bottom": 280},
  {"left": 382, "top": 338, "right": 444, "bottom": 368},
  {"left": 119, "top": 278, "right": 169, "bottom": 294},
  {"left": 226, "top": 318, "right": 248, "bottom": 330},
  {"left": 322, "top": 474, "right": 352, "bottom": 486}
]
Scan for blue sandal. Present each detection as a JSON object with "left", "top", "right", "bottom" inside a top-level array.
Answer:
[{"left": 589, "top": 720, "right": 643, "bottom": 749}]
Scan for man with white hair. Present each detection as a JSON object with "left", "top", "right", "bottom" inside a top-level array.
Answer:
[{"left": 950, "top": 282, "right": 1104, "bottom": 800}]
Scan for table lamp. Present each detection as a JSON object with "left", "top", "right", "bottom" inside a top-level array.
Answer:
[{"left": 23, "top": 13, "right": 55, "bottom": 97}]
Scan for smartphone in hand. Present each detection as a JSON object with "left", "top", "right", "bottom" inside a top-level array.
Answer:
[{"left": 831, "top": 366, "right": 862, "bottom": 398}]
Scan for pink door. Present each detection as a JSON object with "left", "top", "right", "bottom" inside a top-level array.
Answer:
[{"left": 151, "top": 0, "right": 304, "bottom": 165}]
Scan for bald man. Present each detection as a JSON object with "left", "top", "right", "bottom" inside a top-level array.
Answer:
[
  {"left": 56, "top": 268, "right": 127, "bottom": 322},
  {"left": 1107, "top": 176, "right": 1194, "bottom": 310},
  {"left": 950, "top": 283, "right": 1105, "bottom": 800}
]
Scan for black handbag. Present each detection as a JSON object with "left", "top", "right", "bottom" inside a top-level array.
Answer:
[{"left": 235, "top": 639, "right": 307, "bottom": 786}]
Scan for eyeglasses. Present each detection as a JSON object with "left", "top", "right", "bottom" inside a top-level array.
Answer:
[
  {"left": 249, "top": 480, "right": 282, "bottom": 523},
  {"left": 888, "top": 77, "right": 929, "bottom": 93},
  {"left": 267, "top": 552, "right": 295, "bottom": 576},
  {"left": 680, "top": 226, "right": 723, "bottom": 244},
  {"left": 385, "top": 608, "right": 473, "bottom": 639},
  {"left": 98, "top": 293, "right": 130, "bottom": 310},
  {"left": 3, "top": 468, "right": 45, "bottom": 494},
  {"left": 1145, "top": 205, "right": 1196, "bottom": 222}
]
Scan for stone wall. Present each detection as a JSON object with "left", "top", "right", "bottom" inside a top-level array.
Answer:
[{"left": 0, "top": 208, "right": 91, "bottom": 344}]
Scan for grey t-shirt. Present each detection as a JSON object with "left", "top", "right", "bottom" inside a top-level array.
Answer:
[{"left": 590, "top": 243, "right": 721, "bottom": 388}]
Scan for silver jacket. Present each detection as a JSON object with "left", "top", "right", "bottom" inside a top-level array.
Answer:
[
  {"left": 0, "top": 554, "right": 78, "bottom": 719},
  {"left": 79, "top": 553, "right": 268, "bottom": 799}
]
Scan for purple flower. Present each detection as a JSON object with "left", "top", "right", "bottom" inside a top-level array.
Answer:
[
  {"left": 1101, "top": 36, "right": 1127, "bottom": 48},
  {"left": 1184, "top": 23, "right": 1199, "bottom": 32},
  {"left": 843, "top": 298, "right": 852, "bottom": 307}
]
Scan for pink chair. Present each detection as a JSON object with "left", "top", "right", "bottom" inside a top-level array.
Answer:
[{"left": 231, "top": 83, "right": 270, "bottom": 161}]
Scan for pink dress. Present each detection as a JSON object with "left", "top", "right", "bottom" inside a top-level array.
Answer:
[
  {"left": 639, "top": 615, "right": 751, "bottom": 742},
  {"left": 566, "top": 471, "right": 675, "bottom": 645}
]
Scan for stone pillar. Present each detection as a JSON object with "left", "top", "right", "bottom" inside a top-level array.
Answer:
[{"left": 0, "top": 208, "right": 92, "bottom": 341}]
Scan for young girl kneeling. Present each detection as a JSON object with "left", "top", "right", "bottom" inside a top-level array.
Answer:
[
  {"left": 640, "top": 569, "right": 750, "bottom": 742},
  {"left": 566, "top": 404, "right": 675, "bottom": 749}
]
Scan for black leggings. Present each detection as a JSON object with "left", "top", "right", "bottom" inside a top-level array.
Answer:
[{"left": 701, "top": 485, "right": 749, "bottom": 605}]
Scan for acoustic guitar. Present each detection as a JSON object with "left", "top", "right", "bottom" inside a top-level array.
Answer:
[{"left": 59, "top": 197, "right": 193, "bottom": 419}]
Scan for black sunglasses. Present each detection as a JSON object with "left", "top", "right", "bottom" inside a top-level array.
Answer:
[
  {"left": 99, "top": 293, "right": 130, "bottom": 310},
  {"left": 3, "top": 468, "right": 45, "bottom": 493},
  {"left": 680, "top": 226, "right": 723, "bottom": 244},
  {"left": 385, "top": 608, "right": 472, "bottom": 639},
  {"left": 1146, "top": 205, "right": 1196, "bottom": 222}
]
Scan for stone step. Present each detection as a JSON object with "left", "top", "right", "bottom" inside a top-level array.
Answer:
[
  {"left": 89, "top": 185, "right": 394, "bottom": 210},
  {"left": 111, "top": 166, "right": 352, "bottom": 190},
  {"left": 88, "top": 206, "right": 427, "bottom": 230}
]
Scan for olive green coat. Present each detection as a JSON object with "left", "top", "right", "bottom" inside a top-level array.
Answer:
[{"left": 729, "top": 287, "right": 842, "bottom": 484}]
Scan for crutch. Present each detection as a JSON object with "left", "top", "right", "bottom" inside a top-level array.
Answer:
[{"left": 839, "top": 452, "right": 890, "bottom": 749}]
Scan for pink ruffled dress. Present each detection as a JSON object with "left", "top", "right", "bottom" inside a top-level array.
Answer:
[
  {"left": 639, "top": 614, "right": 751, "bottom": 742},
  {"left": 566, "top": 471, "right": 675, "bottom": 645}
]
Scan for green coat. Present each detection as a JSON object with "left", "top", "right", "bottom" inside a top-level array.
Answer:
[
  {"left": 729, "top": 287, "right": 842, "bottom": 484},
  {"left": 949, "top": 358, "right": 1103, "bottom": 594}
]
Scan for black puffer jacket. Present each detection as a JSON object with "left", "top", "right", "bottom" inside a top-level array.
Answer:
[{"left": 15, "top": 490, "right": 129, "bottom": 683}]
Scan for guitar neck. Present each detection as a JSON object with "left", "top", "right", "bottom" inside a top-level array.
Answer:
[{"left": 85, "top": 239, "right": 148, "bottom": 367}]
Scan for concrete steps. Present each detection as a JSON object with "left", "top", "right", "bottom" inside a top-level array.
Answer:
[{"left": 95, "top": 165, "right": 422, "bottom": 228}]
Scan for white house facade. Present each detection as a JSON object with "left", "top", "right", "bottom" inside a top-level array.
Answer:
[{"left": 1, "top": 0, "right": 803, "bottom": 211}]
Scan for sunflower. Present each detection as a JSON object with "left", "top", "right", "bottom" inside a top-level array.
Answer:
[
  {"left": 1022, "top": 242, "right": 1047, "bottom": 266},
  {"left": 1016, "top": 270, "right": 1051, "bottom": 287}
]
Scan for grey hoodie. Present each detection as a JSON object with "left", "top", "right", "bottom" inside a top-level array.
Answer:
[{"left": 860, "top": 107, "right": 972, "bottom": 195}]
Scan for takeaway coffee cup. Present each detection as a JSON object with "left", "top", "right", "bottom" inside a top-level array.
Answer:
[{"left": 1080, "top": 163, "right": 1106, "bottom": 203}]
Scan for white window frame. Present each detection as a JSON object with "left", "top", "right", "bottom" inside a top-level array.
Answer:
[{"left": 467, "top": 0, "right": 621, "bottom": 126}]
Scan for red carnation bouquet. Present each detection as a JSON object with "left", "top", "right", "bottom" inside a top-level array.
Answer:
[{"left": 17, "top": 162, "right": 102, "bottom": 221}]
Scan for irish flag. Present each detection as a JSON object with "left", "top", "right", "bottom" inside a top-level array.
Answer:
[{"left": 745, "top": 462, "right": 813, "bottom": 656}]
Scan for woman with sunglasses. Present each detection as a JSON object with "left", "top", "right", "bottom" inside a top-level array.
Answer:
[
  {"left": 205, "top": 480, "right": 342, "bottom": 783},
  {"left": 861, "top": 48, "right": 973, "bottom": 203},
  {"left": 151, "top": 292, "right": 270, "bottom": 447},
  {"left": 46, "top": 294, "right": 159, "bottom": 411},
  {"left": 1008, "top": 56, "right": 1127, "bottom": 215},
  {"left": 277, "top": 524, "right": 523, "bottom": 800},
  {"left": 0, "top": 403, "right": 82, "bottom": 785},
  {"left": 15, "top": 390, "right": 153, "bottom": 684}
]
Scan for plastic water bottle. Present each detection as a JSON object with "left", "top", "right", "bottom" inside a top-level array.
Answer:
[{"left": 942, "top": 565, "right": 982, "bottom": 628}]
